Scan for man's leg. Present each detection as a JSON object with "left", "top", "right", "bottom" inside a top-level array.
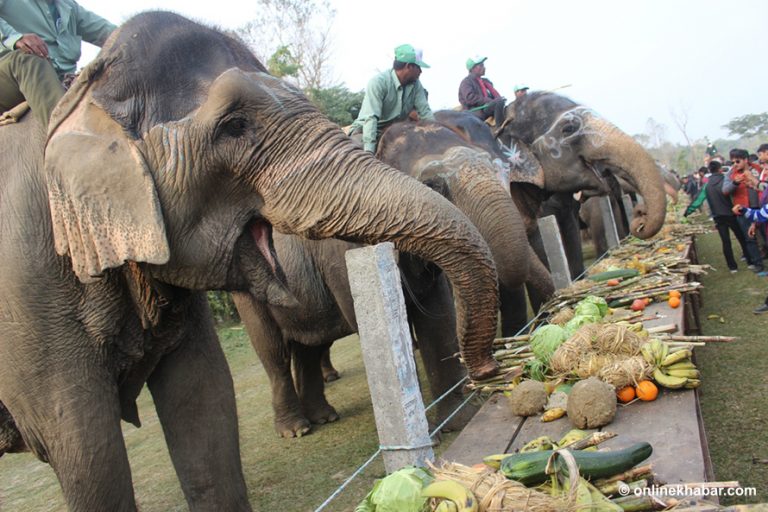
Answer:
[
  {"left": 0, "top": 51, "right": 65, "bottom": 128},
  {"left": 736, "top": 214, "right": 763, "bottom": 268},
  {"left": 727, "top": 216, "right": 751, "bottom": 263},
  {"left": 714, "top": 216, "right": 738, "bottom": 270}
]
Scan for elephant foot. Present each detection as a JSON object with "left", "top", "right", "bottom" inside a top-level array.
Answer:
[
  {"left": 302, "top": 402, "right": 339, "bottom": 425},
  {"left": 274, "top": 414, "right": 312, "bottom": 438},
  {"left": 322, "top": 369, "right": 340, "bottom": 383}
]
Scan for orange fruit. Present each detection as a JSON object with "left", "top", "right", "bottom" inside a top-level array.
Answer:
[
  {"left": 669, "top": 290, "right": 682, "bottom": 299},
  {"left": 635, "top": 380, "right": 658, "bottom": 401},
  {"left": 668, "top": 296, "right": 681, "bottom": 308},
  {"left": 616, "top": 385, "right": 636, "bottom": 403},
  {"left": 606, "top": 279, "right": 620, "bottom": 286}
]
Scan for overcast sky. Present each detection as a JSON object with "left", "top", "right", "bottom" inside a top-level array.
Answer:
[{"left": 76, "top": 0, "right": 765, "bottom": 145}]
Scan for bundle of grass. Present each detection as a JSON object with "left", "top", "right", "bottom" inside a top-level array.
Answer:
[
  {"left": 592, "top": 324, "right": 645, "bottom": 356},
  {"left": 549, "top": 307, "right": 574, "bottom": 326},
  {"left": 427, "top": 460, "right": 571, "bottom": 512},
  {"left": 597, "top": 355, "right": 653, "bottom": 389},
  {"left": 549, "top": 324, "right": 600, "bottom": 374}
]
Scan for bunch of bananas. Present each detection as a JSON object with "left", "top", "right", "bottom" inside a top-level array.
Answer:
[
  {"left": 640, "top": 339, "right": 700, "bottom": 389},
  {"left": 422, "top": 480, "right": 477, "bottom": 512}
]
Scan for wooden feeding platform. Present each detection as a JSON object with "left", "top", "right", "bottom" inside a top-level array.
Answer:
[{"left": 442, "top": 238, "right": 715, "bottom": 487}]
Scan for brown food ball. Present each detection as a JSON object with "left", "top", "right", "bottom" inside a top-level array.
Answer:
[
  {"left": 508, "top": 380, "right": 548, "bottom": 417},
  {"left": 566, "top": 377, "right": 617, "bottom": 429}
]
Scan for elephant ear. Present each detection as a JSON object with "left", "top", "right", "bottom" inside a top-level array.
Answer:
[
  {"left": 501, "top": 137, "right": 546, "bottom": 189},
  {"left": 44, "top": 57, "right": 169, "bottom": 283}
]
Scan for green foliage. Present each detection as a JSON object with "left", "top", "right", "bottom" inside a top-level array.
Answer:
[
  {"left": 207, "top": 291, "right": 240, "bottom": 324},
  {"left": 267, "top": 45, "right": 300, "bottom": 78},
  {"left": 306, "top": 85, "right": 365, "bottom": 126},
  {"left": 722, "top": 112, "right": 768, "bottom": 138}
]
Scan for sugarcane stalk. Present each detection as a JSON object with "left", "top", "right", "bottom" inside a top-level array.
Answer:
[
  {"left": 657, "top": 335, "right": 738, "bottom": 343},
  {"left": 646, "top": 324, "right": 678, "bottom": 334},
  {"left": 559, "top": 431, "right": 617, "bottom": 450},
  {"left": 594, "top": 464, "right": 654, "bottom": 487},
  {"left": 610, "top": 494, "right": 664, "bottom": 511}
]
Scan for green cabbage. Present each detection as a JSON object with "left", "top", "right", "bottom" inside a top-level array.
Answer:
[
  {"left": 355, "top": 466, "right": 433, "bottom": 512},
  {"left": 530, "top": 324, "right": 567, "bottom": 363},
  {"left": 563, "top": 315, "right": 599, "bottom": 337},
  {"left": 575, "top": 296, "right": 608, "bottom": 318}
]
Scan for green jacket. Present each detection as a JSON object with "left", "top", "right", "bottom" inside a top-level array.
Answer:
[
  {"left": 0, "top": 0, "right": 116, "bottom": 76},
  {"left": 350, "top": 69, "right": 434, "bottom": 153},
  {"left": 684, "top": 184, "right": 707, "bottom": 216}
]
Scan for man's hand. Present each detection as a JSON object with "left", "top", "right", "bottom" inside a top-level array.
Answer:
[
  {"left": 732, "top": 204, "right": 745, "bottom": 215},
  {"left": 14, "top": 34, "right": 49, "bottom": 58},
  {"left": 732, "top": 172, "right": 745, "bottom": 184},
  {"left": 408, "top": 110, "right": 420, "bottom": 122},
  {"left": 748, "top": 223, "right": 757, "bottom": 238}
]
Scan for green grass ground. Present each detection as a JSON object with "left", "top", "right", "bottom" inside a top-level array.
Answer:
[{"left": 0, "top": 229, "right": 765, "bottom": 510}]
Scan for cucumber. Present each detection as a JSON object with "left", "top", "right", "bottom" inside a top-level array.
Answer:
[
  {"left": 588, "top": 269, "right": 639, "bottom": 282},
  {"left": 499, "top": 442, "right": 652, "bottom": 486}
]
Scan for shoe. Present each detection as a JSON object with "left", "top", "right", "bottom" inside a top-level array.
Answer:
[
  {"left": 729, "top": 269, "right": 738, "bottom": 273},
  {"left": 741, "top": 256, "right": 748, "bottom": 262},
  {"left": 754, "top": 304, "right": 768, "bottom": 314},
  {"left": 749, "top": 265, "right": 764, "bottom": 273}
]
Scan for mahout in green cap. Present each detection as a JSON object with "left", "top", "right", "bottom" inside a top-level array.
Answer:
[
  {"left": 394, "top": 44, "right": 430, "bottom": 68},
  {"left": 514, "top": 84, "right": 530, "bottom": 93},
  {"left": 466, "top": 55, "right": 487, "bottom": 71}
]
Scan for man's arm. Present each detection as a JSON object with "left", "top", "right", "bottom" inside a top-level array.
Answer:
[
  {"left": 684, "top": 184, "right": 707, "bottom": 216},
  {"left": 0, "top": 16, "right": 23, "bottom": 51},
  {"left": 73, "top": 3, "right": 116, "bottom": 47},
  {"left": 458, "top": 76, "right": 486, "bottom": 109},
  {"left": 722, "top": 171, "right": 736, "bottom": 195},
  {"left": 359, "top": 78, "right": 385, "bottom": 153},
  {"left": 413, "top": 82, "right": 433, "bottom": 121}
]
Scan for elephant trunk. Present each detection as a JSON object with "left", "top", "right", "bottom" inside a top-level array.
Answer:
[
  {"left": 444, "top": 159, "right": 529, "bottom": 292},
  {"left": 258, "top": 124, "right": 500, "bottom": 380},
  {"left": 582, "top": 117, "right": 667, "bottom": 239}
]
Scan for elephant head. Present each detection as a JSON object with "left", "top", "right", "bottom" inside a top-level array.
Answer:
[
  {"left": 377, "top": 121, "right": 533, "bottom": 296},
  {"left": 43, "top": 12, "right": 499, "bottom": 379},
  {"left": 499, "top": 92, "right": 667, "bottom": 239}
]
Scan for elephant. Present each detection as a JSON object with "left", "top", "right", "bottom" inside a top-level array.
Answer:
[
  {"left": 435, "top": 92, "right": 667, "bottom": 298},
  {"left": 0, "top": 11, "right": 500, "bottom": 511},
  {"left": 234, "top": 120, "right": 542, "bottom": 438}
]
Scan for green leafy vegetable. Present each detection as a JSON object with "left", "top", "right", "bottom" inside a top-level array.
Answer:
[
  {"left": 355, "top": 466, "right": 434, "bottom": 512},
  {"left": 529, "top": 324, "right": 567, "bottom": 363}
]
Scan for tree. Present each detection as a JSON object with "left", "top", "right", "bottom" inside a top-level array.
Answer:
[
  {"left": 237, "top": 0, "right": 336, "bottom": 90},
  {"left": 722, "top": 113, "right": 768, "bottom": 138},
  {"left": 306, "top": 86, "right": 364, "bottom": 126}
]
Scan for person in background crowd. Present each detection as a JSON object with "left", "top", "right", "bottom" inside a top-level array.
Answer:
[
  {"left": 458, "top": 55, "right": 505, "bottom": 126},
  {"left": 685, "top": 161, "right": 751, "bottom": 273},
  {"left": 732, "top": 200, "right": 768, "bottom": 311},
  {"left": 683, "top": 173, "right": 699, "bottom": 200},
  {"left": 513, "top": 84, "right": 529, "bottom": 100},
  {"left": 724, "top": 148, "right": 763, "bottom": 272},
  {"left": 0, "top": 1, "right": 116, "bottom": 127},
  {"left": 348, "top": 44, "right": 434, "bottom": 154}
]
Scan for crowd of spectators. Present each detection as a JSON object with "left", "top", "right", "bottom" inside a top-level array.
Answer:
[{"left": 685, "top": 144, "right": 768, "bottom": 314}]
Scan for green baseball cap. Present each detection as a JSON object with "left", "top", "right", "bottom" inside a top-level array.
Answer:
[
  {"left": 466, "top": 55, "right": 487, "bottom": 71},
  {"left": 394, "top": 44, "right": 430, "bottom": 68},
  {"left": 514, "top": 84, "right": 530, "bottom": 93}
]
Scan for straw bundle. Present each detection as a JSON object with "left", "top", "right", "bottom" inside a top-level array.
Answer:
[
  {"left": 597, "top": 356, "right": 653, "bottom": 388},
  {"left": 549, "top": 307, "right": 574, "bottom": 326},
  {"left": 427, "top": 461, "right": 571, "bottom": 512},
  {"left": 591, "top": 324, "right": 645, "bottom": 356}
]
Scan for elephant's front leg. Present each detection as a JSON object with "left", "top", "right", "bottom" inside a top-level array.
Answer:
[
  {"left": 408, "top": 274, "right": 478, "bottom": 431},
  {"left": 292, "top": 341, "right": 339, "bottom": 425},
  {"left": 147, "top": 294, "right": 251, "bottom": 511},
  {"left": 232, "top": 292, "right": 311, "bottom": 438}
]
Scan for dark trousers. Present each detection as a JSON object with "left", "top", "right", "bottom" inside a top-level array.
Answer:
[
  {"left": 472, "top": 98, "right": 506, "bottom": 126},
  {"left": 0, "top": 51, "right": 65, "bottom": 128},
  {"left": 736, "top": 214, "right": 763, "bottom": 267},
  {"left": 713, "top": 215, "right": 750, "bottom": 270}
]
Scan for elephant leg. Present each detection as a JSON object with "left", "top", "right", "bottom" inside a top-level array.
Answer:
[
  {"left": 527, "top": 229, "right": 555, "bottom": 313},
  {"left": 408, "top": 273, "right": 477, "bottom": 431},
  {"left": 292, "top": 341, "right": 339, "bottom": 425},
  {"left": 148, "top": 294, "right": 250, "bottom": 511},
  {"left": 557, "top": 204, "right": 586, "bottom": 279},
  {"left": 320, "top": 345, "right": 340, "bottom": 382},
  {"left": 5, "top": 359, "right": 136, "bottom": 510},
  {"left": 500, "top": 284, "right": 529, "bottom": 336},
  {"left": 232, "top": 292, "right": 311, "bottom": 438}
]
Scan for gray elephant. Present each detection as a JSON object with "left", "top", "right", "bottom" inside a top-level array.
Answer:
[
  {"left": 0, "top": 12, "right": 500, "bottom": 511},
  {"left": 234, "top": 121, "right": 539, "bottom": 438}
]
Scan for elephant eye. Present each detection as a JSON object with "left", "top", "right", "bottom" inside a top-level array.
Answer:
[
  {"left": 220, "top": 116, "right": 248, "bottom": 139},
  {"left": 562, "top": 123, "right": 578, "bottom": 136}
]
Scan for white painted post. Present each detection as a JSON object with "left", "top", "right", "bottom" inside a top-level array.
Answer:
[
  {"left": 599, "top": 196, "right": 621, "bottom": 250},
  {"left": 537, "top": 215, "right": 572, "bottom": 290},
  {"left": 345, "top": 243, "right": 434, "bottom": 473},
  {"left": 622, "top": 194, "right": 634, "bottom": 224}
]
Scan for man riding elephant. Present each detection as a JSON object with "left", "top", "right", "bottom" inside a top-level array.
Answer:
[
  {"left": 0, "top": 0, "right": 115, "bottom": 127},
  {"left": 458, "top": 55, "right": 505, "bottom": 126}
]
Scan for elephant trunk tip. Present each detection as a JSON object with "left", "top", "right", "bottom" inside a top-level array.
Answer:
[{"left": 468, "top": 358, "right": 500, "bottom": 381}]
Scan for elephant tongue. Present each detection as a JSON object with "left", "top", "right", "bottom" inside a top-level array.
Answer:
[{"left": 250, "top": 220, "right": 277, "bottom": 274}]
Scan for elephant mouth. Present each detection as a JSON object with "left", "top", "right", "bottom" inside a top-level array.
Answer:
[{"left": 248, "top": 218, "right": 278, "bottom": 274}]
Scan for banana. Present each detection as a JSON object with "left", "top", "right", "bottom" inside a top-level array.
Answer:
[
  {"left": 435, "top": 500, "right": 459, "bottom": 512},
  {"left": 685, "top": 379, "right": 701, "bottom": 389},
  {"left": 558, "top": 428, "right": 589, "bottom": 448},
  {"left": 706, "top": 314, "right": 720, "bottom": 320},
  {"left": 541, "top": 408, "right": 567, "bottom": 422},
  {"left": 482, "top": 453, "right": 509, "bottom": 470},
  {"left": 640, "top": 343, "right": 656, "bottom": 365},
  {"left": 661, "top": 349, "right": 693, "bottom": 367},
  {"left": 653, "top": 368, "right": 688, "bottom": 389},
  {"left": 422, "top": 480, "right": 478, "bottom": 512},
  {"left": 658, "top": 341, "right": 670, "bottom": 366},
  {"left": 665, "top": 360, "right": 697, "bottom": 371},
  {"left": 649, "top": 339, "right": 662, "bottom": 362},
  {"left": 666, "top": 368, "right": 700, "bottom": 379},
  {"left": 520, "top": 435, "right": 556, "bottom": 452}
]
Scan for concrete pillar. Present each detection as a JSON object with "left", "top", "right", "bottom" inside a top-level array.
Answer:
[
  {"left": 599, "top": 195, "right": 621, "bottom": 250},
  {"left": 537, "top": 215, "right": 572, "bottom": 290},
  {"left": 345, "top": 243, "right": 434, "bottom": 472},
  {"left": 622, "top": 194, "right": 634, "bottom": 225}
]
